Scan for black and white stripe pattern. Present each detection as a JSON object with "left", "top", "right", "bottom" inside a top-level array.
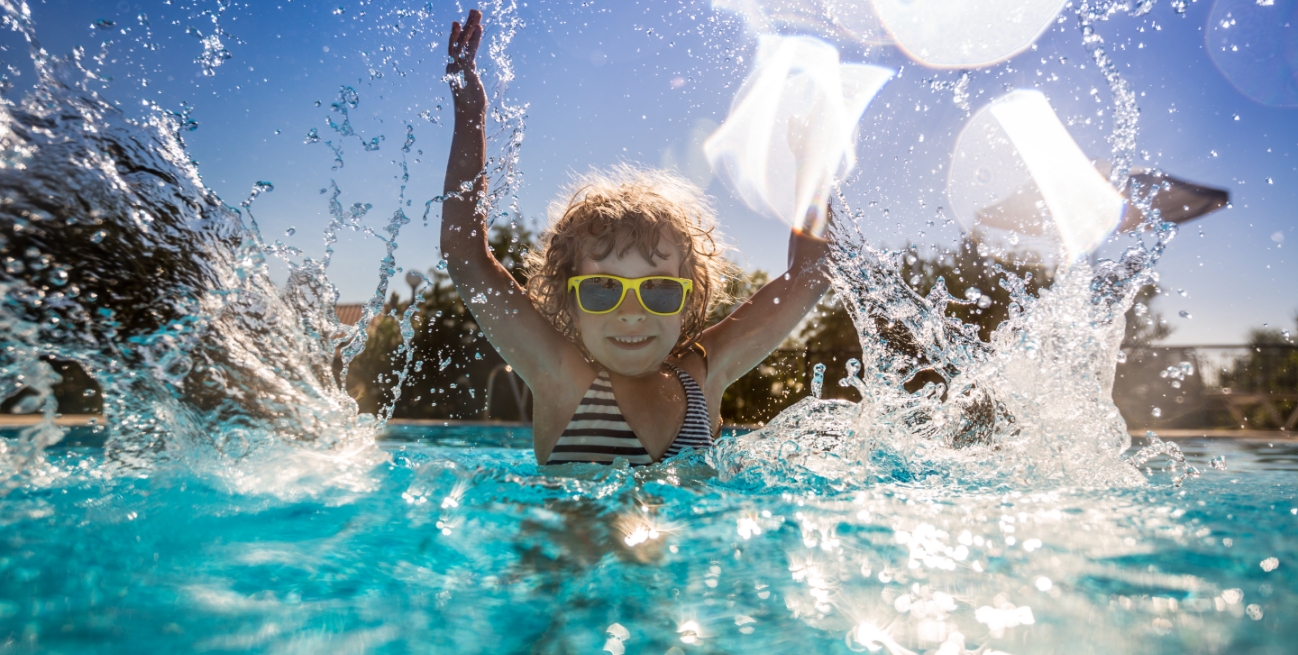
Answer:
[
  {"left": 660, "top": 363, "right": 713, "bottom": 459},
  {"left": 545, "top": 365, "right": 713, "bottom": 467}
]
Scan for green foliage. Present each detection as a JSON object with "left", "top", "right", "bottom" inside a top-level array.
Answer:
[
  {"left": 1220, "top": 315, "right": 1298, "bottom": 394},
  {"left": 343, "top": 220, "right": 535, "bottom": 420}
]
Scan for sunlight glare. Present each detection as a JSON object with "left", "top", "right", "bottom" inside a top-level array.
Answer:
[{"left": 705, "top": 35, "right": 893, "bottom": 237}]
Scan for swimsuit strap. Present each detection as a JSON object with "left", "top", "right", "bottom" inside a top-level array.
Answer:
[{"left": 660, "top": 362, "right": 714, "bottom": 459}]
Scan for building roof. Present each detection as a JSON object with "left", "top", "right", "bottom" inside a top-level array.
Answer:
[{"left": 335, "top": 303, "right": 366, "bottom": 326}]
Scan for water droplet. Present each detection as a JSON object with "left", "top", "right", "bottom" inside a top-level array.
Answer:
[
  {"left": 1179, "top": 310, "right": 1192, "bottom": 319},
  {"left": 90, "top": 230, "right": 107, "bottom": 243},
  {"left": 810, "top": 363, "right": 826, "bottom": 399},
  {"left": 93, "top": 18, "right": 115, "bottom": 30},
  {"left": 333, "top": 6, "right": 345, "bottom": 15},
  {"left": 1210, "top": 456, "right": 1227, "bottom": 470},
  {"left": 1116, "top": 350, "right": 1127, "bottom": 364},
  {"left": 1151, "top": 406, "right": 1162, "bottom": 418},
  {"left": 285, "top": 227, "right": 296, "bottom": 236},
  {"left": 1267, "top": 177, "right": 1274, "bottom": 184},
  {"left": 471, "top": 293, "right": 487, "bottom": 304}
]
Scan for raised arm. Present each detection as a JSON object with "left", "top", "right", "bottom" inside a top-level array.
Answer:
[
  {"left": 698, "top": 227, "right": 832, "bottom": 388},
  {"left": 439, "top": 10, "right": 583, "bottom": 389}
]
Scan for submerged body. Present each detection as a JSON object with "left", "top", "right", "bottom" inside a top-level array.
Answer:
[{"left": 439, "top": 10, "right": 831, "bottom": 465}]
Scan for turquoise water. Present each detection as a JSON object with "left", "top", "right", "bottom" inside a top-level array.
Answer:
[
  {"left": 0, "top": 2, "right": 1294, "bottom": 652},
  {"left": 2, "top": 427, "right": 1294, "bottom": 654}
]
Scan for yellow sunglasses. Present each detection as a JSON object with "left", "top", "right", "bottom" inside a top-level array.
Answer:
[{"left": 567, "top": 275, "right": 694, "bottom": 315}]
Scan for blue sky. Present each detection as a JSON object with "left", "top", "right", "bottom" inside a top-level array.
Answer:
[{"left": 3, "top": 0, "right": 1295, "bottom": 345}]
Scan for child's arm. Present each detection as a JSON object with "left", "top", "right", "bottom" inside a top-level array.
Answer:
[
  {"left": 697, "top": 227, "right": 832, "bottom": 388},
  {"left": 439, "top": 10, "right": 585, "bottom": 390}
]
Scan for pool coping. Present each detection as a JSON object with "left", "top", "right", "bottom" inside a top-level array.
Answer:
[{"left": 0, "top": 415, "right": 1292, "bottom": 440}]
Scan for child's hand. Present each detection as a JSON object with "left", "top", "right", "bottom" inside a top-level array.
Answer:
[{"left": 447, "top": 9, "right": 486, "bottom": 118}]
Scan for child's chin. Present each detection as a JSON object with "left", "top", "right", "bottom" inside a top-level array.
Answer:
[{"left": 597, "top": 350, "right": 670, "bottom": 376}]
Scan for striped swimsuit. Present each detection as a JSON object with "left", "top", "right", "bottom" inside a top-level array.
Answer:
[{"left": 545, "top": 363, "right": 714, "bottom": 466}]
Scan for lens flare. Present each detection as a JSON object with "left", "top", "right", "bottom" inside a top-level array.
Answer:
[
  {"left": 1206, "top": 0, "right": 1298, "bottom": 107},
  {"left": 705, "top": 35, "right": 893, "bottom": 236},
  {"left": 872, "top": 0, "right": 1067, "bottom": 68},
  {"left": 712, "top": 0, "right": 892, "bottom": 48},
  {"left": 947, "top": 90, "right": 1125, "bottom": 261}
]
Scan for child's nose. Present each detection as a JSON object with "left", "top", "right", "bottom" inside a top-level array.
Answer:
[{"left": 616, "top": 291, "right": 648, "bottom": 322}]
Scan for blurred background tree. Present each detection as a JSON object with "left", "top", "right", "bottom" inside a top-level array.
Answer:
[
  {"left": 342, "top": 220, "right": 535, "bottom": 420},
  {"left": 1220, "top": 315, "right": 1298, "bottom": 394}
]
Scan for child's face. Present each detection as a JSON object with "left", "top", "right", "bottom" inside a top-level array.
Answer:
[{"left": 573, "top": 239, "right": 687, "bottom": 377}]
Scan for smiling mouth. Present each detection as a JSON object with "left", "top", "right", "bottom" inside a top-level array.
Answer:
[{"left": 608, "top": 335, "right": 654, "bottom": 349}]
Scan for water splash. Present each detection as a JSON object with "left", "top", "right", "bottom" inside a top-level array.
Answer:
[
  {"left": 187, "top": 0, "right": 235, "bottom": 77},
  {"left": 0, "top": 3, "right": 381, "bottom": 492},
  {"left": 714, "top": 210, "right": 1176, "bottom": 489}
]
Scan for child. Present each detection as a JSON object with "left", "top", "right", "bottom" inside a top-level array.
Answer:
[{"left": 441, "top": 10, "right": 831, "bottom": 466}]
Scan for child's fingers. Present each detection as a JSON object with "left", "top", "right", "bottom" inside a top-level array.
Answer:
[{"left": 467, "top": 24, "right": 483, "bottom": 58}]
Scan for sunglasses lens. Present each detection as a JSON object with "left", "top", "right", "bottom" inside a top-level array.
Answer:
[
  {"left": 577, "top": 277, "right": 624, "bottom": 312},
  {"left": 639, "top": 278, "right": 686, "bottom": 314}
]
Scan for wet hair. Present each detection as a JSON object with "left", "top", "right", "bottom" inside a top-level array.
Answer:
[{"left": 524, "top": 165, "right": 734, "bottom": 352}]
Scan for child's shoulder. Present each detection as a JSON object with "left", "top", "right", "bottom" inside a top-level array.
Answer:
[{"left": 668, "top": 344, "right": 709, "bottom": 384}]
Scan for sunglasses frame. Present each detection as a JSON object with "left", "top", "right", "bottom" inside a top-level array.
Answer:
[{"left": 567, "top": 275, "right": 694, "bottom": 316}]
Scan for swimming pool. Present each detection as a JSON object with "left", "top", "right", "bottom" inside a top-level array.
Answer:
[
  {"left": 0, "top": 1, "right": 1294, "bottom": 652},
  {"left": 2, "top": 426, "right": 1293, "bottom": 653}
]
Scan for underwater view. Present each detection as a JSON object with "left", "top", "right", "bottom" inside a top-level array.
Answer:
[{"left": 0, "top": 0, "right": 1295, "bottom": 653}]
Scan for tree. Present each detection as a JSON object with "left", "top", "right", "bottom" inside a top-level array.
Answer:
[
  {"left": 343, "top": 220, "right": 536, "bottom": 420},
  {"left": 1220, "top": 314, "right": 1298, "bottom": 394}
]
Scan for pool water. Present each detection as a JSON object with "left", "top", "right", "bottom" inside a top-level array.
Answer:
[{"left": 2, "top": 427, "right": 1293, "bottom": 654}]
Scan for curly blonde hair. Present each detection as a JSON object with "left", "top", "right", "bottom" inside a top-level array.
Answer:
[{"left": 524, "top": 165, "right": 735, "bottom": 352}]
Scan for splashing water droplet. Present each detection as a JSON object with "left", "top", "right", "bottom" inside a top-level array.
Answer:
[
  {"left": 1210, "top": 456, "right": 1228, "bottom": 470},
  {"left": 1151, "top": 407, "right": 1162, "bottom": 418},
  {"left": 1178, "top": 310, "right": 1192, "bottom": 319},
  {"left": 810, "top": 363, "right": 826, "bottom": 399}
]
